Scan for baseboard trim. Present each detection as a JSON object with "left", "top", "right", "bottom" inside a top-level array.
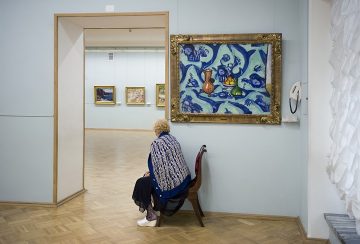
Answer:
[
  {"left": 0, "top": 189, "right": 87, "bottom": 208},
  {"left": 178, "top": 210, "right": 298, "bottom": 222},
  {"left": 177, "top": 211, "right": 328, "bottom": 243},
  {"left": 296, "top": 217, "right": 329, "bottom": 243},
  {"left": 0, "top": 201, "right": 56, "bottom": 208},
  {"left": 85, "top": 128, "right": 152, "bottom": 132},
  {"left": 56, "top": 189, "right": 86, "bottom": 207}
]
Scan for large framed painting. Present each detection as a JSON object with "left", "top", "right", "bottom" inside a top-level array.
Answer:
[
  {"left": 170, "top": 33, "right": 282, "bottom": 124},
  {"left": 94, "top": 85, "right": 116, "bottom": 105},
  {"left": 156, "top": 83, "right": 165, "bottom": 107},
  {"left": 126, "top": 87, "right": 145, "bottom": 105}
]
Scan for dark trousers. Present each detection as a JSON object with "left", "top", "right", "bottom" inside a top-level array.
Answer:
[{"left": 132, "top": 176, "right": 161, "bottom": 212}]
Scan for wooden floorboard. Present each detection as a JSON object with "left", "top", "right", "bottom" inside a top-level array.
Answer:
[{"left": 0, "top": 130, "right": 327, "bottom": 243}]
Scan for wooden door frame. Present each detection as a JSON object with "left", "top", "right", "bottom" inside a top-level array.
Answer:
[{"left": 53, "top": 12, "right": 169, "bottom": 205}]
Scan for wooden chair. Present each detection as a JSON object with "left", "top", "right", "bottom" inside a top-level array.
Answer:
[
  {"left": 156, "top": 145, "right": 207, "bottom": 227},
  {"left": 187, "top": 144, "right": 207, "bottom": 227}
]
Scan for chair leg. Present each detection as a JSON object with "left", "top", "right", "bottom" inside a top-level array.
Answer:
[
  {"left": 156, "top": 214, "right": 162, "bottom": 227},
  {"left": 197, "top": 198, "right": 205, "bottom": 217},
  {"left": 189, "top": 197, "right": 205, "bottom": 227}
]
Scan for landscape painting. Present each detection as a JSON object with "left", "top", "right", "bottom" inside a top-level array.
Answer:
[{"left": 94, "top": 86, "right": 116, "bottom": 105}]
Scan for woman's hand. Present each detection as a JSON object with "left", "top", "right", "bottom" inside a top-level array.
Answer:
[{"left": 143, "top": 171, "right": 150, "bottom": 177}]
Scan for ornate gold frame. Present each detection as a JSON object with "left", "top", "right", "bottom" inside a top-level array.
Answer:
[
  {"left": 170, "top": 33, "right": 282, "bottom": 124},
  {"left": 156, "top": 83, "right": 165, "bottom": 107},
  {"left": 94, "top": 85, "right": 116, "bottom": 105}
]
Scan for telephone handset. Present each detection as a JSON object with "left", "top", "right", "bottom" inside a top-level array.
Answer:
[{"left": 289, "top": 82, "right": 301, "bottom": 114}]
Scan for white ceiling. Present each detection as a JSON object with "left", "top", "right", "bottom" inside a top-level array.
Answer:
[
  {"left": 63, "top": 15, "right": 166, "bottom": 29},
  {"left": 59, "top": 14, "right": 166, "bottom": 47},
  {"left": 84, "top": 28, "right": 165, "bottom": 47}
]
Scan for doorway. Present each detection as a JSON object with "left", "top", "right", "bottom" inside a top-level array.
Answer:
[
  {"left": 54, "top": 12, "right": 169, "bottom": 205},
  {"left": 84, "top": 28, "right": 166, "bottom": 129}
]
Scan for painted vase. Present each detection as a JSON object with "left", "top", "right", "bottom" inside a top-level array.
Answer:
[
  {"left": 231, "top": 79, "right": 242, "bottom": 96},
  {"left": 202, "top": 69, "right": 215, "bottom": 96}
]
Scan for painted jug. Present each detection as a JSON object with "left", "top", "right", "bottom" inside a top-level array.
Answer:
[{"left": 202, "top": 69, "right": 214, "bottom": 96}]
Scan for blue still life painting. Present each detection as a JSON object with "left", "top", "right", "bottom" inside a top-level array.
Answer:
[{"left": 179, "top": 43, "right": 272, "bottom": 115}]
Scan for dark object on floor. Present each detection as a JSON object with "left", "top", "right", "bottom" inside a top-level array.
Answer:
[{"left": 324, "top": 213, "right": 360, "bottom": 244}]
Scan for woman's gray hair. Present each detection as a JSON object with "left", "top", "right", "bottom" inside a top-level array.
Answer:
[{"left": 153, "top": 119, "right": 170, "bottom": 135}]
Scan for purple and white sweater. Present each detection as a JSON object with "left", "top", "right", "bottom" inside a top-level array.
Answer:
[{"left": 148, "top": 132, "right": 191, "bottom": 204}]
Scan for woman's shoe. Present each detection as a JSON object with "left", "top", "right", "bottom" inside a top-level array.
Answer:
[{"left": 137, "top": 217, "right": 157, "bottom": 227}]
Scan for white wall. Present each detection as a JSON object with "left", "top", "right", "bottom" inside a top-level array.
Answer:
[
  {"left": 85, "top": 50, "right": 165, "bottom": 130},
  {"left": 57, "top": 18, "right": 85, "bottom": 201},
  {"left": 299, "top": 0, "right": 309, "bottom": 234},
  {"left": 307, "top": 0, "right": 345, "bottom": 238}
]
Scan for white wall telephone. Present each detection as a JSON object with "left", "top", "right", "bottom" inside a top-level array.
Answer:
[{"left": 289, "top": 82, "right": 301, "bottom": 114}]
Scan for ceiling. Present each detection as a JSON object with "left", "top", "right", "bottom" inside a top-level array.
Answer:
[
  {"left": 84, "top": 28, "right": 165, "bottom": 47},
  {"left": 59, "top": 14, "right": 167, "bottom": 48}
]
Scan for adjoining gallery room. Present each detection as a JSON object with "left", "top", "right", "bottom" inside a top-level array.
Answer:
[
  {"left": 1, "top": 0, "right": 359, "bottom": 243},
  {"left": 83, "top": 27, "right": 167, "bottom": 214}
]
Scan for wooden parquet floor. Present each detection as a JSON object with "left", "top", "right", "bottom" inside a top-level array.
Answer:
[{"left": 0, "top": 130, "right": 327, "bottom": 244}]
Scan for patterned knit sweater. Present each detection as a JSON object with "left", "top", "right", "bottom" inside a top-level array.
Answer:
[{"left": 148, "top": 132, "right": 191, "bottom": 204}]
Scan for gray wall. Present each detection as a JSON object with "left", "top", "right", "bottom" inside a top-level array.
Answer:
[
  {"left": 0, "top": 0, "right": 55, "bottom": 202},
  {"left": 173, "top": 0, "right": 305, "bottom": 217},
  {"left": 0, "top": 0, "right": 306, "bottom": 217}
]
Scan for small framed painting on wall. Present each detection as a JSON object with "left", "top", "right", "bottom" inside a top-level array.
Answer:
[
  {"left": 94, "top": 86, "right": 116, "bottom": 105},
  {"left": 156, "top": 83, "right": 165, "bottom": 107},
  {"left": 126, "top": 87, "right": 146, "bottom": 105}
]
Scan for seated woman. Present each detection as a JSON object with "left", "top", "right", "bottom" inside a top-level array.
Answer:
[{"left": 132, "top": 119, "right": 191, "bottom": 227}]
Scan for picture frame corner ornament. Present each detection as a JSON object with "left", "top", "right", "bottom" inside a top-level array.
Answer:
[{"left": 171, "top": 34, "right": 191, "bottom": 55}]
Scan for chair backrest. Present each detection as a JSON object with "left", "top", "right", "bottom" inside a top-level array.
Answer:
[{"left": 190, "top": 145, "right": 207, "bottom": 192}]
